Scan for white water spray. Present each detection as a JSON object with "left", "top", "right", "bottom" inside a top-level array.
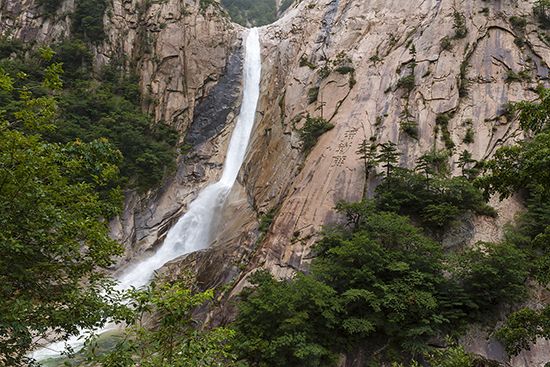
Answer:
[{"left": 32, "top": 27, "right": 262, "bottom": 362}]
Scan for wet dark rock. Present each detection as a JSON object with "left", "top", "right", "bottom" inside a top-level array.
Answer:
[{"left": 185, "top": 46, "right": 243, "bottom": 147}]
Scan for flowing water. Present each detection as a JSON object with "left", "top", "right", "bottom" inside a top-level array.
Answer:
[{"left": 32, "top": 27, "right": 262, "bottom": 362}]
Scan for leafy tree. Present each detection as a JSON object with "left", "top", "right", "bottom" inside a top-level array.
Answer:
[
  {"left": 446, "top": 242, "right": 529, "bottom": 320},
  {"left": 72, "top": 0, "right": 109, "bottom": 44},
  {"left": 480, "top": 131, "right": 550, "bottom": 201},
  {"left": 313, "top": 209, "right": 447, "bottom": 354},
  {"left": 92, "top": 280, "right": 238, "bottom": 367},
  {"left": 0, "top": 65, "right": 124, "bottom": 365},
  {"left": 356, "top": 139, "right": 377, "bottom": 172},
  {"left": 496, "top": 306, "right": 550, "bottom": 356},
  {"left": 356, "top": 139, "right": 377, "bottom": 198},
  {"left": 234, "top": 271, "right": 341, "bottom": 367}
]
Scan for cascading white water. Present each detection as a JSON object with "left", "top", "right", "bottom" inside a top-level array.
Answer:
[
  {"left": 32, "top": 27, "right": 262, "bottom": 362},
  {"left": 118, "top": 27, "right": 262, "bottom": 290}
]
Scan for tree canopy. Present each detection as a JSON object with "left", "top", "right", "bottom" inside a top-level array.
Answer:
[{"left": 0, "top": 59, "right": 124, "bottom": 366}]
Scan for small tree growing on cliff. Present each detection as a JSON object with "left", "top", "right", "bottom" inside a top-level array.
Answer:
[
  {"left": 376, "top": 141, "right": 399, "bottom": 178},
  {"left": 356, "top": 139, "right": 378, "bottom": 198},
  {"left": 534, "top": 0, "right": 550, "bottom": 28}
]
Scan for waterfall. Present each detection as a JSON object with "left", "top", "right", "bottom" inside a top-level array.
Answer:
[
  {"left": 117, "top": 27, "right": 262, "bottom": 290},
  {"left": 32, "top": 27, "right": 262, "bottom": 362}
]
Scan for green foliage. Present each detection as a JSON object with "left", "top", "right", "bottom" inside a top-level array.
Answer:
[
  {"left": 92, "top": 281, "right": 239, "bottom": 367},
  {"left": 307, "top": 87, "right": 319, "bottom": 104},
  {"left": 505, "top": 69, "right": 531, "bottom": 83},
  {"left": 299, "top": 55, "right": 316, "bottom": 69},
  {"left": 49, "top": 80, "right": 177, "bottom": 191},
  {"left": 534, "top": 0, "right": 550, "bottom": 29},
  {"left": 0, "top": 41, "right": 177, "bottom": 192},
  {"left": 512, "top": 86, "right": 550, "bottom": 133},
  {"left": 440, "top": 36, "right": 453, "bottom": 51},
  {"left": 376, "top": 168, "right": 495, "bottom": 231},
  {"left": 298, "top": 116, "right": 334, "bottom": 154},
  {"left": 479, "top": 131, "right": 550, "bottom": 200},
  {"left": 234, "top": 200, "right": 526, "bottom": 366},
  {"left": 458, "top": 60, "right": 470, "bottom": 98},
  {"left": 416, "top": 150, "right": 450, "bottom": 177},
  {"left": 509, "top": 16, "right": 528, "bottom": 30},
  {"left": 258, "top": 209, "right": 276, "bottom": 234},
  {"left": 52, "top": 39, "right": 93, "bottom": 83},
  {"left": 453, "top": 10, "right": 468, "bottom": 39},
  {"left": 234, "top": 271, "right": 341, "bottom": 367},
  {"left": 72, "top": 0, "right": 109, "bottom": 44},
  {"left": 0, "top": 65, "right": 124, "bottom": 365},
  {"left": 502, "top": 194, "right": 550, "bottom": 285},
  {"left": 463, "top": 127, "right": 474, "bottom": 144},
  {"left": 396, "top": 74, "right": 415, "bottom": 93},
  {"left": 376, "top": 141, "right": 399, "bottom": 177},
  {"left": 448, "top": 242, "right": 529, "bottom": 319},
  {"left": 426, "top": 344, "right": 475, "bottom": 367},
  {"left": 334, "top": 66, "right": 355, "bottom": 74},
  {"left": 400, "top": 120, "right": 418, "bottom": 139},
  {"left": 38, "top": 0, "right": 64, "bottom": 16},
  {"left": 221, "top": 0, "right": 277, "bottom": 27},
  {"left": 479, "top": 86, "right": 550, "bottom": 355},
  {"left": 496, "top": 306, "right": 550, "bottom": 356},
  {"left": 0, "top": 37, "right": 23, "bottom": 59},
  {"left": 279, "top": 0, "right": 296, "bottom": 13},
  {"left": 436, "top": 113, "right": 455, "bottom": 149},
  {"left": 457, "top": 150, "right": 480, "bottom": 179},
  {"left": 313, "top": 210, "right": 446, "bottom": 353}
]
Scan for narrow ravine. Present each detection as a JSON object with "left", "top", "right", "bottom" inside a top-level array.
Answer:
[{"left": 32, "top": 27, "right": 262, "bottom": 362}]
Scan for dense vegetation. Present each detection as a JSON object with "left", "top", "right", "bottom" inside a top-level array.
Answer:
[
  {"left": 0, "top": 6, "right": 177, "bottom": 363},
  {"left": 0, "top": 55, "right": 125, "bottom": 366},
  {"left": 221, "top": 0, "right": 278, "bottom": 27},
  {"left": 481, "top": 86, "right": 550, "bottom": 356},
  {"left": 90, "top": 280, "right": 239, "bottom": 367},
  {"left": 0, "top": 39, "right": 177, "bottom": 192},
  {"left": 231, "top": 147, "right": 531, "bottom": 365}
]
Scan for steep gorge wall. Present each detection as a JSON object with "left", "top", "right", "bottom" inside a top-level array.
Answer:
[{"left": 180, "top": 0, "right": 550, "bottom": 365}]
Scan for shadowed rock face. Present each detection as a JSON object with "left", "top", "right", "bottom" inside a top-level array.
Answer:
[{"left": 185, "top": 47, "right": 244, "bottom": 147}]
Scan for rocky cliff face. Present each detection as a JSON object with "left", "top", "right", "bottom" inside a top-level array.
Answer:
[
  {"left": 2, "top": 0, "right": 549, "bottom": 365},
  {"left": 200, "top": 0, "right": 550, "bottom": 365}
]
